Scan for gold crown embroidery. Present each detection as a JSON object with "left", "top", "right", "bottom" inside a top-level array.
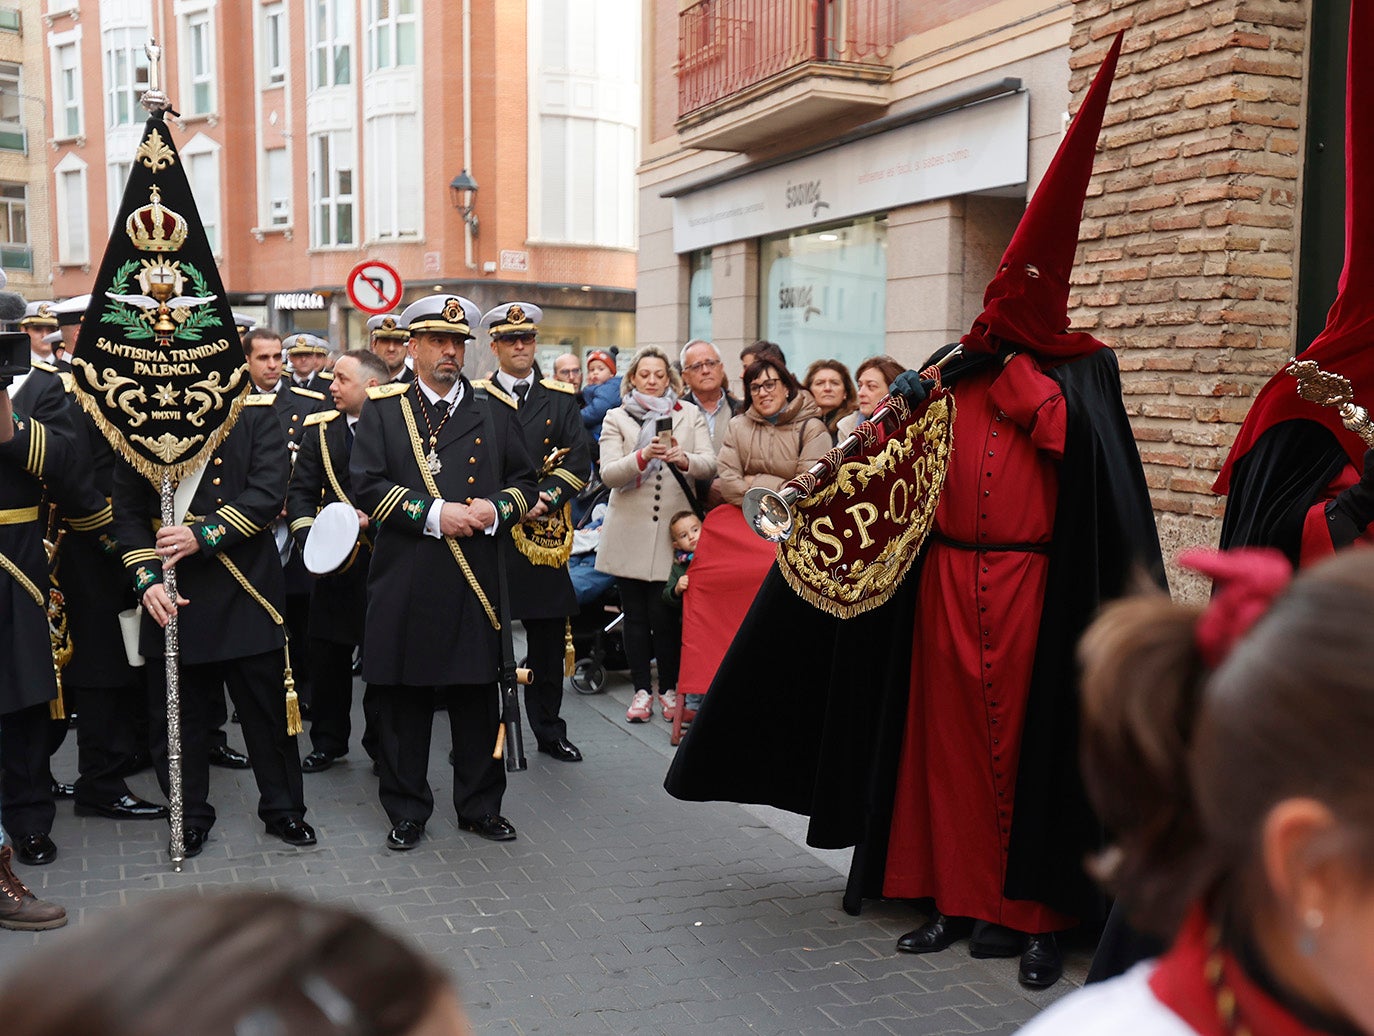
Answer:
[{"left": 126, "top": 185, "right": 189, "bottom": 253}]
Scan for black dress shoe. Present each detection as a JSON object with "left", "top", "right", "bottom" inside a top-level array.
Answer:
[
  {"left": 50, "top": 780, "right": 75, "bottom": 799},
  {"left": 970, "top": 921, "right": 1026, "bottom": 959},
  {"left": 457, "top": 813, "right": 517, "bottom": 842},
  {"left": 896, "top": 913, "right": 973, "bottom": 954},
  {"left": 74, "top": 794, "right": 169, "bottom": 820},
  {"left": 14, "top": 833, "right": 56, "bottom": 867},
  {"left": 301, "top": 750, "right": 343, "bottom": 773},
  {"left": 265, "top": 817, "right": 317, "bottom": 846},
  {"left": 174, "top": 826, "right": 207, "bottom": 859},
  {"left": 386, "top": 820, "right": 424, "bottom": 851},
  {"left": 1019, "top": 933, "right": 1063, "bottom": 989},
  {"left": 207, "top": 744, "right": 251, "bottom": 769},
  {"left": 537, "top": 737, "right": 583, "bottom": 762}
]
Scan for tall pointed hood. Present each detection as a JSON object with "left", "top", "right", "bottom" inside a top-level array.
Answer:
[
  {"left": 962, "top": 31, "right": 1124, "bottom": 361},
  {"left": 1216, "top": 3, "right": 1374, "bottom": 493}
]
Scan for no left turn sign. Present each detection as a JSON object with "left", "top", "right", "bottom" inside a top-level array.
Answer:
[{"left": 346, "top": 260, "right": 405, "bottom": 315}]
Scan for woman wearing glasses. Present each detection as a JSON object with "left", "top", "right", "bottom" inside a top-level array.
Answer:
[{"left": 676, "top": 356, "right": 832, "bottom": 724}]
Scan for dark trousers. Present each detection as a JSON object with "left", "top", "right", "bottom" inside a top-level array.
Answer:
[
  {"left": 206, "top": 686, "right": 230, "bottom": 749},
  {"left": 616, "top": 577, "right": 681, "bottom": 691},
  {"left": 71, "top": 682, "right": 141, "bottom": 806},
  {"left": 521, "top": 617, "right": 568, "bottom": 746},
  {"left": 308, "top": 637, "right": 378, "bottom": 761},
  {"left": 0, "top": 702, "right": 55, "bottom": 837},
  {"left": 148, "top": 649, "right": 305, "bottom": 830},
  {"left": 285, "top": 593, "right": 312, "bottom": 704},
  {"left": 373, "top": 683, "right": 504, "bottom": 827}
]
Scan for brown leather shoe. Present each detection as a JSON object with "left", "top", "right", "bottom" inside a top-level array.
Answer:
[{"left": 0, "top": 845, "right": 67, "bottom": 930}]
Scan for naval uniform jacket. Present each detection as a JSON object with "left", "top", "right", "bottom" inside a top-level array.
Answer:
[
  {"left": 475, "top": 377, "right": 591, "bottom": 620},
  {"left": 261, "top": 381, "right": 326, "bottom": 595},
  {"left": 286, "top": 408, "right": 369, "bottom": 645},
  {"left": 350, "top": 376, "right": 538, "bottom": 687},
  {"left": 0, "top": 365, "right": 104, "bottom": 713},
  {"left": 112, "top": 397, "right": 290, "bottom": 665}
]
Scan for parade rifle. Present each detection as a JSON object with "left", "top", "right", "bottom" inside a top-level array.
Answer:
[{"left": 744, "top": 346, "right": 970, "bottom": 542}]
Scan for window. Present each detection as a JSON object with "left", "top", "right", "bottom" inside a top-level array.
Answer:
[
  {"left": 262, "top": 4, "right": 285, "bottom": 87},
  {"left": 55, "top": 155, "right": 89, "bottom": 265},
  {"left": 185, "top": 12, "right": 215, "bottom": 114},
  {"left": 266, "top": 148, "right": 290, "bottom": 226},
  {"left": 0, "top": 182, "right": 29, "bottom": 271},
  {"left": 538, "top": 116, "right": 636, "bottom": 247},
  {"left": 688, "top": 251, "right": 712, "bottom": 343},
  {"left": 365, "top": 0, "right": 416, "bottom": 72},
  {"left": 308, "top": 0, "right": 351, "bottom": 89},
  {"left": 55, "top": 42, "right": 81, "bottom": 138},
  {"left": 0, "top": 6, "right": 19, "bottom": 33},
  {"left": 186, "top": 147, "right": 221, "bottom": 254},
  {"left": 105, "top": 28, "right": 151, "bottom": 128},
  {"left": 0, "top": 61, "right": 22, "bottom": 151},
  {"left": 309, "top": 131, "right": 354, "bottom": 247},
  {"left": 364, "top": 114, "right": 419, "bottom": 239},
  {"left": 107, "top": 160, "right": 131, "bottom": 227}
]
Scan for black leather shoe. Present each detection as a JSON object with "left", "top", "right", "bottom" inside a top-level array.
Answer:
[
  {"left": 208, "top": 744, "right": 250, "bottom": 769},
  {"left": 174, "top": 826, "right": 207, "bottom": 859},
  {"left": 386, "top": 820, "right": 424, "bottom": 851},
  {"left": 1019, "top": 933, "right": 1063, "bottom": 989},
  {"left": 896, "top": 913, "right": 973, "bottom": 954},
  {"left": 457, "top": 813, "right": 517, "bottom": 842},
  {"left": 537, "top": 737, "right": 583, "bottom": 762},
  {"left": 970, "top": 921, "right": 1026, "bottom": 959},
  {"left": 50, "top": 780, "right": 75, "bottom": 799},
  {"left": 301, "top": 750, "right": 343, "bottom": 773},
  {"left": 14, "top": 833, "right": 56, "bottom": 867},
  {"left": 74, "top": 795, "right": 169, "bottom": 820},
  {"left": 265, "top": 817, "right": 317, "bottom": 846}
]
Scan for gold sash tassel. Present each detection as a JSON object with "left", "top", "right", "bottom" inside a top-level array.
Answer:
[
  {"left": 564, "top": 619, "right": 575, "bottom": 677},
  {"left": 213, "top": 552, "right": 302, "bottom": 736}
]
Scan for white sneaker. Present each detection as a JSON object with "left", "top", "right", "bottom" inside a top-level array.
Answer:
[
  {"left": 659, "top": 690, "right": 678, "bottom": 721},
  {"left": 626, "top": 689, "right": 652, "bottom": 723}
]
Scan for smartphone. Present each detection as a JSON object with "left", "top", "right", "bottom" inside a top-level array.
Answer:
[{"left": 655, "top": 414, "right": 673, "bottom": 449}]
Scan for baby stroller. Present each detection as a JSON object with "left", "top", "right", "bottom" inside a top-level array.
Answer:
[{"left": 566, "top": 474, "right": 626, "bottom": 694}]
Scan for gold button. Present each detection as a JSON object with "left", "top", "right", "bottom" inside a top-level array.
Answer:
[
  {"left": 292, "top": 415, "right": 299, "bottom": 422},
  {"left": 212, "top": 477, "right": 221, "bottom": 486},
  {"left": 465, "top": 497, "right": 473, "bottom": 504},
  {"left": 545, "top": 419, "right": 551, "bottom": 426},
  {"left": 543, "top": 438, "right": 550, "bottom": 445},
  {"left": 475, "top": 437, "right": 482, "bottom": 445},
  {"left": 468, "top": 476, "right": 475, "bottom": 484},
  {"left": 213, "top": 457, "right": 223, "bottom": 466},
  {"left": 216, "top": 498, "right": 223, "bottom": 504},
  {"left": 469, "top": 457, "right": 476, "bottom": 464}
]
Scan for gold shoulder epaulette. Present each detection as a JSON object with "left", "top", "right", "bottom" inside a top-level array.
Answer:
[
  {"left": 317, "top": 371, "right": 334, "bottom": 380},
  {"left": 474, "top": 380, "right": 516, "bottom": 409},
  {"left": 32, "top": 361, "right": 59, "bottom": 374},
  {"left": 58, "top": 372, "right": 76, "bottom": 393},
  {"left": 244, "top": 393, "right": 276, "bottom": 407},
  {"left": 366, "top": 382, "right": 409, "bottom": 400},
  {"left": 291, "top": 386, "right": 327, "bottom": 401},
  {"left": 304, "top": 409, "right": 341, "bottom": 426},
  {"left": 541, "top": 377, "right": 575, "bottom": 394}
]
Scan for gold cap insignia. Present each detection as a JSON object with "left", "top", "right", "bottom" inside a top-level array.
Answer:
[
  {"left": 507, "top": 304, "right": 526, "bottom": 324},
  {"left": 442, "top": 298, "right": 464, "bottom": 323},
  {"left": 38, "top": 303, "right": 53, "bottom": 317},
  {"left": 126, "top": 185, "right": 189, "bottom": 253},
  {"left": 381, "top": 316, "right": 396, "bottom": 330}
]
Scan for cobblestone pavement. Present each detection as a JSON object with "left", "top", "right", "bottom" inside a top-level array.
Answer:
[{"left": 0, "top": 661, "right": 1088, "bottom": 1033}]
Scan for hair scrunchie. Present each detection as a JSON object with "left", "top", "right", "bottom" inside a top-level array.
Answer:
[{"left": 1178, "top": 547, "right": 1293, "bottom": 669}]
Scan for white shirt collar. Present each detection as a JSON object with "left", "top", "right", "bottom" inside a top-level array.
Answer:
[
  {"left": 346, "top": 413, "right": 360, "bottom": 429},
  {"left": 496, "top": 370, "right": 534, "bottom": 396},
  {"left": 416, "top": 377, "right": 463, "bottom": 408}
]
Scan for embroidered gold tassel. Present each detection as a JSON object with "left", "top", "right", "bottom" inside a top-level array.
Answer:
[
  {"left": 283, "top": 641, "right": 303, "bottom": 736},
  {"left": 564, "top": 619, "right": 575, "bottom": 677},
  {"left": 48, "top": 675, "right": 65, "bottom": 721}
]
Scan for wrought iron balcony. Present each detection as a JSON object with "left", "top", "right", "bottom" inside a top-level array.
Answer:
[{"left": 677, "top": 0, "right": 897, "bottom": 122}]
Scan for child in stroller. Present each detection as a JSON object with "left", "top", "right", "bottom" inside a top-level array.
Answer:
[{"left": 566, "top": 475, "right": 626, "bottom": 692}]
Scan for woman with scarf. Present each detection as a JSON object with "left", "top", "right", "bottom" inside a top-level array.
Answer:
[
  {"left": 1022, "top": 546, "right": 1374, "bottom": 1035},
  {"left": 595, "top": 347, "right": 716, "bottom": 724},
  {"left": 835, "top": 355, "right": 905, "bottom": 440}
]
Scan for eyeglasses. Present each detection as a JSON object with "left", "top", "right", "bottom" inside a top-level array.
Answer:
[
  {"left": 683, "top": 359, "right": 722, "bottom": 373},
  {"left": 749, "top": 378, "right": 783, "bottom": 396}
]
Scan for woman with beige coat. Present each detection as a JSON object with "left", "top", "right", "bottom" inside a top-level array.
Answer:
[{"left": 595, "top": 346, "right": 716, "bottom": 724}]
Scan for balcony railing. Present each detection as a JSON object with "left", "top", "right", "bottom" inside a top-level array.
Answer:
[{"left": 678, "top": 0, "right": 897, "bottom": 118}]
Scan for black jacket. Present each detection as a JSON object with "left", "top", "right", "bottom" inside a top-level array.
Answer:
[{"left": 350, "top": 377, "right": 538, "bottom": 686}]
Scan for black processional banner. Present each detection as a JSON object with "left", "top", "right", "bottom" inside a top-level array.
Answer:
[{"left": 72, "top": 115, "right": 248, "bottom": 483}]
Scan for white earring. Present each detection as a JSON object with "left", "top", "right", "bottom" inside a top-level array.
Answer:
[{"left": 1298, "top": 907, "right": 1323, "bottom": 957}]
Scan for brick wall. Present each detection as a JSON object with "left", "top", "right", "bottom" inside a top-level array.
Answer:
[{"left": 1068, "top": 0, "right": 1308, "bottom": 598}]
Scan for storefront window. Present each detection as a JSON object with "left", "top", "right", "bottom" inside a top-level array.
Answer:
[
  {"left": 688, "top": 249, "right": 712, "bottom": 343},
  {"left": 759, "top": 216, "right": 887, "bottom": 372}
]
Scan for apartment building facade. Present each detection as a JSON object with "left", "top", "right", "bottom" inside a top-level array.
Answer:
[
  {"left": 0, "top": 1, "right": 52, "bottom": 300},
  {"left": 41, "top": 0, "right": 641, "bottom": 367},
  {"left": 641, "top": 0, "right": 1350, "bottom": 592}
]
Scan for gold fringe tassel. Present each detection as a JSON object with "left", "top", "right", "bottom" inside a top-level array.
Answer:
[
  {"left": 283, "top": 640, "right": 303, "bottom": 737},
  {"left": 564, "top": 618, "right": 575, "bottom": 677},
  {"left": 48, "top": 678, "right": 65, "bottom": 721}
]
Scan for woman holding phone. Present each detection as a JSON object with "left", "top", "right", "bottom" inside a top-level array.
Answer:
[{"left": 596, "top": 346, "right": 716, "bottom": 723}]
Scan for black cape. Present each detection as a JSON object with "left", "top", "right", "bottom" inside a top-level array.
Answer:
[{"left": 665, "top": 346, "right": 1165, "bottom": 921}]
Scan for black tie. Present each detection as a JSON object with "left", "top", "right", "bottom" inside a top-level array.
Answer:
[
  {"left": 432, "top": 397, "right": 450, "bottom": 420},
  {"left": 344, "top": 421, "right": 355, "bottom": 461},
  {"left": 514, "top": 381, "right": 529, "bottom": 408}
]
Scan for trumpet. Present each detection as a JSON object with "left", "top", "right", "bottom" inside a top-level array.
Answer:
[{"left": 743, "top": 347, "right": 964, "bottom": 542}]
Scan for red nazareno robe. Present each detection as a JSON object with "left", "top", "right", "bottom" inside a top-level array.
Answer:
[{"left": 882, "top": 356, "right": 1076, "bottom": 933}]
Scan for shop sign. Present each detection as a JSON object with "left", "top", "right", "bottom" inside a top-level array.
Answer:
[
  {"left": 500, "top": 249, "right": 529, "bottom": 272},
  {"left": 273, "top": 292, "right": 328, "bottom": 311},
  {"left": 672, "top": 92, "right": 1029, "bottom": 253}
]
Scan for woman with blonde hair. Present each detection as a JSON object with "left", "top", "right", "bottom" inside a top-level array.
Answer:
[{"left": 1022, "top": 546, "right": 1374, "bottom": 1034}]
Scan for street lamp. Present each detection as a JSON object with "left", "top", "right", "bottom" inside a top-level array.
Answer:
[{"left": 449, "top": 170, "right": 479, "bottom": 237}]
